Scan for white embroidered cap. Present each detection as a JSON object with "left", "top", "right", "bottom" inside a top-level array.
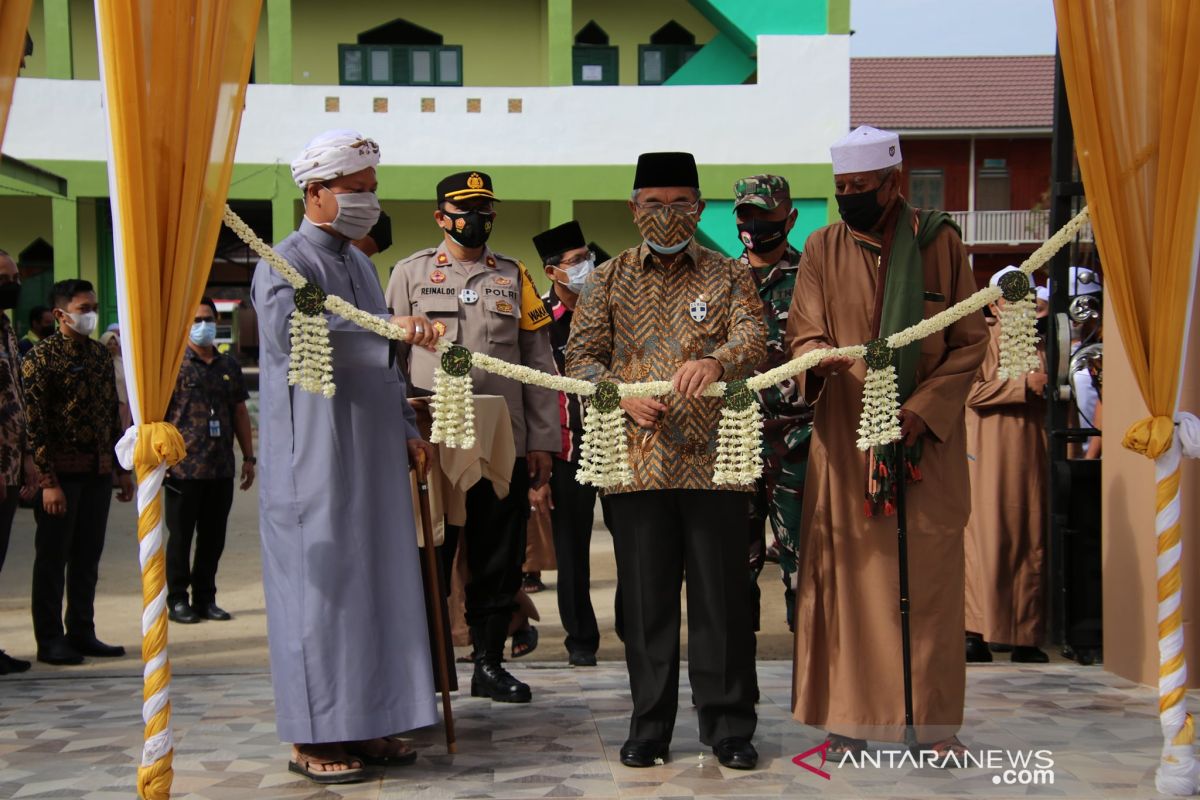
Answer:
[
  {"left": 291, "top": 129, "right": 381, "bottom": 189},
  {"left": 830, "top": 125, "right": 902, "bottom": 175}
]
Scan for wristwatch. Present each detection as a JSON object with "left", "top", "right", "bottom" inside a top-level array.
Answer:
[{"left": 244, "top": 456, "right": 257, "bottom": 464}]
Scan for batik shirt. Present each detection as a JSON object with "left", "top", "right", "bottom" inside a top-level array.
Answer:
[
  {"left": 23, "top": 332, "right": 123, "bottom": 486},
  {"left": 165, "top": 348, "right": 250, "bottom": 480},
  {"left": 566, "top": 241, "right": 767, "bottom": 493},
  {"left": 0, "top": 315, "right": 27, "bottom": 486},
  {"left": 739, "top": 244, "right": 814, "bottom": 476}
]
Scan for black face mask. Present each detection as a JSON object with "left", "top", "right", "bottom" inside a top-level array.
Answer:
[
  {"left": 1035, "top": 315, "right": 1049, "bottom": 339},
  {"left": 836, "top": 187, "right": 887, "bottom": 232},
  {"left": 737, "top": 216, "right": 789, "bottom": 254},
  {"left": 0, "top": 283, "right": 20, "bottom": 311},
  {"left": 443, "top": 210, "right": 494, "bottom": 249}
]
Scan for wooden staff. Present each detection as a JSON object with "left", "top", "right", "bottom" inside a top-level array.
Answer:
[{"left": 415, "top": 450, "right": 457, "bottom": 754}]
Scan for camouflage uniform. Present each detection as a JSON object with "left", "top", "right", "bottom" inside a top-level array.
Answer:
[{"left": 734, "top": 175, "right": 814, "bottom": 630}]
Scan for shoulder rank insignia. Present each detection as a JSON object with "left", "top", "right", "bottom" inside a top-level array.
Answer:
[
  {"left": 486, "top": 256, "right": 497, "bottom": 268},
  {"left": 431, "top": 270, "right": 446, "bottom": 284},
  {"left": 436, "top": 252, "right": 449, "bottom": 265}
]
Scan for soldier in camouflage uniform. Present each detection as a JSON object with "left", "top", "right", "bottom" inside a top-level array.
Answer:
[{"left": 734, "top": 175, "right": 813, "bottom": 632}]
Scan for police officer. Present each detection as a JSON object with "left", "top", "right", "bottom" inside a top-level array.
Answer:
[
  {"left": 733, "top": 174, "right": 812, "bottom": 633},
  {"left": 386, "top": 171, "right": 559, "bottom": 704}
]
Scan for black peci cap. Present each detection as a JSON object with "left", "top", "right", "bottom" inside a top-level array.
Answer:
[
  {"left": 533, "top": 220, "right": 587, "bottom": 262},
  {"left": 437, "top": 170, "right": 500, "bottom": 204},
  {"left": 633, "top": 152, "right": 699, "bottom": 190}
]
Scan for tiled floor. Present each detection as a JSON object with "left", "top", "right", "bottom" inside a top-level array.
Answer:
[{"left": 0, "top": 660, "right": 1173, "bottom": 799}]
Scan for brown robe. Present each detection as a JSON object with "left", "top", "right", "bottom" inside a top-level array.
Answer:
[
  {"left": 964, "top": 321, "right": 1047, "bottom": 646},
  {"left": 786, "top": 218, "right": 988, "bottom": 744}
]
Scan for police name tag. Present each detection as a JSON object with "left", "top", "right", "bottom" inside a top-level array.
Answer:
[
  {"left": 689, "top": 296, "right": 708, "bottom": 322},
  {"left": 460, "top": 289, "right": 479, "bottom": 305}
]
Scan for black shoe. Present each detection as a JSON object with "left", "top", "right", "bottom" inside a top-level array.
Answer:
[
  {"left": 620, "top": 739, "right": 669, "bottom": 768},
  {"left": 965, "top": 634, "right": 992, "bottom": 663},
  {"left": 568, "top": 651, "right": 597, "bottom": 667},
  {"left": 169, "top": 601, "right": 201, "bottom": 624},
  {"left": 37, "top": 639, "right": 84, "bottom": 666},
  {"left": 68, "top": 635, "right": 125, "bottom": 658},
  {"left": 470, "top": 661, "right": 532, "bottom": 703},
  {"left": 712, "top": 737, "right": 758, "bottom": 770},
  {"left": 0, "top": 650, "right": 32, "bottom": 674},
  {"left": 1012, "top": 645, "right": 1050, "bottom": 663},
  {"left": 193, "top": 603, "right": 232, "bottom": 621}
]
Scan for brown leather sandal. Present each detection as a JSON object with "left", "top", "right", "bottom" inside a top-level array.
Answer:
[
  {"left": 288, "top": 745, "right": 368, "bottom": 784},
  {"left": 825, "top": 733, "right": 868, "bottom": 758},
  {"left": 344, "top": 736, "right": 418, "bottom": 767}
]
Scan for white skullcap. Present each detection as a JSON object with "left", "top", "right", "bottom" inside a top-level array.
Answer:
[
  {"left": 831, "top": 125, "right": 902, "bottom": 175},
  {"left": 989, "top": 265, "right": 1033, "bottom": 289},
  {"left": 1036, "top": 285, "right": 1049, "bottom": 303},
  {"left": 291, "top": 129, "right": 381, "bottom": 189},
  {"left": 1067, "top": 266, "right": 1102, "bottom": 296}
]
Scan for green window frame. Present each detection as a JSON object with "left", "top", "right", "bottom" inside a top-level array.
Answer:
[
  {"left": 572, "top": 45, "right": 618, "bottom": 85},
  {"left": 340, "top": 44, "right": 463, "bottom": 87},
  {"left": 637, "top": 44, "right": 700, "bottom": 85}
]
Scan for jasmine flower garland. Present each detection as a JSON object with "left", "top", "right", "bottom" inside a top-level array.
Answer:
[
  {"left": 429, "top": 343, "right": 476, "bottom": 449},
  {"left": 577, "top": 382, "right": 631, "bottom": 488},
  {"left": 712, "top": 380, "right": 763, "bottom": 486}
]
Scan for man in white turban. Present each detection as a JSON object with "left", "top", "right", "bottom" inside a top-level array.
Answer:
[{"left": 252, "top": 129, "right": 443, "bottom": 784}]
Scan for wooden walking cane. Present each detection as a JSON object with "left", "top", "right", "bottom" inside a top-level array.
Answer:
[{"left": 415, "top": 450, "right": 457, "bottom": 754}]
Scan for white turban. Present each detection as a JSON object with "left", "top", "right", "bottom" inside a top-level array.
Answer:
[
  {"left": 291, "top": 129, "right": 381, "bottom": 189},
  {"left": 989, "top": 265, "right": 1033, "bottom": 289}
]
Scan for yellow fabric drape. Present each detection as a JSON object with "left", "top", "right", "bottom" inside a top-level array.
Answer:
[
  {"left": 0, "top": 0, "right": 33, "bottom": 151},
  {"left": 1055, "top": 0, "right": 1200, "bottom": 456},
  {"left": 94, "top": 2, "right": 261, "bottom": 798}
]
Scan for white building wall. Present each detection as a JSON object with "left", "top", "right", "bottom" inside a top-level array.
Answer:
[{"left": 8, "top": 35, "right": 848, "bottom": 168}]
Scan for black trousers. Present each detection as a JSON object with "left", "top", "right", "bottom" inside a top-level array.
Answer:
[
  {"left": 0, "top": 486, "right": 19, "bottom": 576},
  {"left": 462, "top": 457, "right": 530, "bottom": 642},
  {"left": 606, "top": 489, "right": 758, "bottom": 745},
  {"left": 32, "top": 474, "right": 113, "bottom": 645},
  {"left": 165, "top": 477, "right": 235, "bottom": 607},
  {"left": 550, "top": 461, "right": 599, "bottom": 656}
]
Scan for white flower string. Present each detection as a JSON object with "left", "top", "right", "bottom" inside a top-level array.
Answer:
[
  {"left": 429, "top": 343, "right": 477, "bottom": 449},
  {"left": 857, "top": 340, "right": 903, "bottom": 450},
  {"left": 711, "top": 381, "right": 763, "bottom": 486},
  {"left": 577, "top": 382, "right": 632, "bottom": 488},
  {"left": 223, "top": 205, "right": 1089, "bottom": 481},
  {"left": 996, "top": 280, "right": 1040, "bottom": 380}
]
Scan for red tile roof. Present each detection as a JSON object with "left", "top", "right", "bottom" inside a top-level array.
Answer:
[{"left": 851, "top": 56, "right": 1055, "bottom": 132}]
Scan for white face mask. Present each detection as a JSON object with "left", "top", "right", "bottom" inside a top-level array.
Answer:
[
  {"left": 190, "top": 321, "right": 217, "bottom": 346},
  {"left": 64, "top": 310, "right": 98, "bottom": 337},
  {"left": 558, "top": 258, "right": 594, "bottom": 294},
  {"left": 319, "top": 187, "right": 381, "bottom": 241}
]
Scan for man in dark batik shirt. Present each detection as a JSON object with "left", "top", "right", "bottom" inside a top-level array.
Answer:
[
  {"left": 0, "top": 251, "right": 34, "bottom": 674},
  {"left": 23, "top": 279, "right": 133, "bottom": 666},
  {"left": 733, "top": 175, "right": 813, "bottom": 632},
  {"left": 164, "top": 297, "right": 255, "bottom": 625}
]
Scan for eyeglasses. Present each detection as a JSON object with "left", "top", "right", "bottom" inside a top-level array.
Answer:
[
  {"left": 636, "top": 201, "right": 699, "bottom": 214},
  {"left": 559, "top": 251, "right": 595, "bottom": 268},
  {"left": 194, "top": 317, "right": 216, "bottom": 324}
]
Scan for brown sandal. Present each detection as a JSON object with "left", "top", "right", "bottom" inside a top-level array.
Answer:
[
  {"left": 926, "top": 736, "right": 967, "bottom": 763},
  {"left": 288, "top": 745, "right": 368, "bottom": 785},
  {"left": 344, "top": 736, "right": 418, "bottom": 767}
]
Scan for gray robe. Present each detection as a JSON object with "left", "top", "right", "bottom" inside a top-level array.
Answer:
[{"left": 251, "top": 219, "right": 437, "bottom": 744}]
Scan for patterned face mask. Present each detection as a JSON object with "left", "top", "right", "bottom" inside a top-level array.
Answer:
[{"left": 634, "top": 205, "right": 699, "bottom": 255}]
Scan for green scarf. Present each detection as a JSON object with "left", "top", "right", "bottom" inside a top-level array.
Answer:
[
  {"left": 855, "top": 199, "right": 959, "bottom": 517},
  {"left": 877, "top": 200, "right": 959, "bottom": 402}
]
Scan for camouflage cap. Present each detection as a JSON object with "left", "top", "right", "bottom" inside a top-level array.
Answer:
[{"left": 733, "top": 174, "right": 790, "bottom": 210}]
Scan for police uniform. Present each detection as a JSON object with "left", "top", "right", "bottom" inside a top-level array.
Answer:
[{"left": 385, "top": 171, "right": 558, "bottom": 703}]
